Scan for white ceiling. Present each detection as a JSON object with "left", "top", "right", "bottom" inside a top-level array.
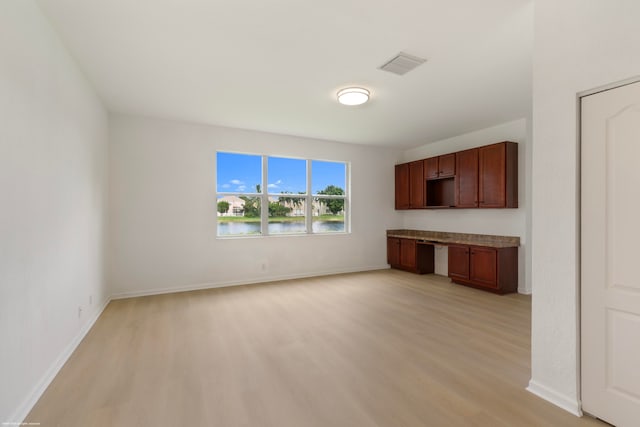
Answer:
[{"left": 37, "top": 0, "right": 533, "bottom": 149}]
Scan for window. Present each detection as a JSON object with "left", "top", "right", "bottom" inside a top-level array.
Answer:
[
  {"left": 216, "top": 152, "right": 348, "bottom": 237},
  {"left": 268, "top": 156, "right": 307, "bottom": 235},
  {"left": 312, "top": 160, "right": 347, "bottom": 233},
  {"left": 216, "top": 152, "right": 262, "bottom": 236}
]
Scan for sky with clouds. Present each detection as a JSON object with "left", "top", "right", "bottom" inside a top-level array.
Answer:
[{"left": 217, "top": 152, "right": 345, "bottom": 195}]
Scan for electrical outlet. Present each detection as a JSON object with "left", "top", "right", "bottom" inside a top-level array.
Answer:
[{"left": 89, "top": 295, "right": 93, "bottom": 305}]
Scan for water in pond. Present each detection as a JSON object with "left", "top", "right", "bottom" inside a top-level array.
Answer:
[{"left": 218, "top": 221, "right": 344, "bottom": 236}]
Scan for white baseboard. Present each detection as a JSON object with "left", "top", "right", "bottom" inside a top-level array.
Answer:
[
  {"left": 111, "top": 265, "right": 390, "bottom": 300},
  {"left": 527, "top": 379, "right": 582, "bottom": 416},
  {"left": 8, "top": 297, "right": 112, "bottom": 424}
]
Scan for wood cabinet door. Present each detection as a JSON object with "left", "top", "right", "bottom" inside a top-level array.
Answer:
[
  {"left": 408, "top": 160, "right": 425, "bottom": 208},
  {"left": 395, "top": 163, "right": 410, "bottom": 209},
  {"left": 399, "top": 239, "right": 417, "bottom": 269},
  {"left": 455, "top": 148, "right": 478, "bottom": 207},
  {"left": 424, "top": 157, "right": 439, "bottom": 179},
  {"left": 469, "top": 247, "right": 498, "bottom": 288},
  {"left": 439, "top": 153, "right": 456, "bottom": 177},
  {"left": 479, "top": 143, "right": 506, "bottom": 208},
  {"left": 448, "top": 245, "right": 470, "bottom": 280},
  {"left": 387, "top": 238, "right": 400, "bottom": 266}
]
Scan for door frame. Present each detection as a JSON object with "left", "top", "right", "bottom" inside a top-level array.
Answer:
[{"left": 577, "top": 74, "right": 640, "bottom": 416}]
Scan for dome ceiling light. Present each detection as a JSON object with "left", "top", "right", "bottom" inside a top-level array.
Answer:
[{"left": 337, "top": 87, "right": 370, "bottom": 106}]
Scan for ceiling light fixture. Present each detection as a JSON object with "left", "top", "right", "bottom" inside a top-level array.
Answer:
[{"left": 337, "top": 87, "right": 370, "bottom": 106}]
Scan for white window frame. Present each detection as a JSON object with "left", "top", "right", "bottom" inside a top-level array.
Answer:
[{"left": 216, "top": 152, "right": 350, "bottom": 237}]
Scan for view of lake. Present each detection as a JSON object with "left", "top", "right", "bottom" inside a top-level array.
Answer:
[{"left": 218, "top": 221, "right": 344, "bottom": 235}]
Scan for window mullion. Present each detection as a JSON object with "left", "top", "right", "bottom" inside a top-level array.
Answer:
[
  {"left": 345, "top": 162, "right": 350, "bottom": 233},
  {"left": 261, "top": 155, "right": 269, "bottom": 235},
  {"left": 306, "top": 159, "right": 312, "bottom": 234}
]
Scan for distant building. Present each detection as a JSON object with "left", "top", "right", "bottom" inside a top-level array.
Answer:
[
  {"left": 217, "top": 195, "right": 245, "bottom": 216},
  {"left": 217, "top": 195, "right": 343, "bottom": 217}
]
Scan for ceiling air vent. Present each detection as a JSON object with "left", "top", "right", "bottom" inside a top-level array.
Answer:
[{"left": 378, "top": 52, "right": 426, "bottom": 76}]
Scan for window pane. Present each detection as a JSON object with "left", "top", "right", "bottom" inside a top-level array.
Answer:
[
  {"left": 217, "top": 152, "right": 262, "bottom": 194},
  {"left": 268, "top": 196, "right": 306, "bottom": 234},
  {"left": 312, "top": 160, "right": 346, "bottom": 195},
  {"left": 217, "top": 195, "right": 261, "bottom": 236},
  {"left": 312, "top": 197, "right": 345, "bottom": 233},
  {"left": 267, "top": 157, "right": 306, "bottom": 194}
]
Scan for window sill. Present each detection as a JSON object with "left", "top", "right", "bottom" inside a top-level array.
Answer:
[{"left": 216, "top": 231, "right": 351, "bottom": 240}]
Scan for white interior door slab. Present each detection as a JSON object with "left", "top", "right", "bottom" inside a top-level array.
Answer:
[{"left": 581, "top": 80, "right": 640, "bottom": 427}]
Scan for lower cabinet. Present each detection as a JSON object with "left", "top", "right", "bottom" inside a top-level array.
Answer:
[
  {"left": 447, "top": 245, "right": 470, "bottom": 280},
  {"left": 387, "top": 237, "right": 518, "bottom": 294},
  {"left": 387, "top": 237, "right": 434, "bottom": 274},
  {"left": 447, "top": 245, "right": 518, "bottom": 294}
]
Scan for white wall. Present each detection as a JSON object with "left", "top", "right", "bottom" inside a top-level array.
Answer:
[
  {"left": 530, "top": 0, "right": 640, "bottom": 415},
  {"left": 401, "top": 119, "right": 530, "bottom": 293},
  {"left": 108, "top": 115, "right": 402, "bottom": 297},
  {"left": 0, "top": 1, "right": 108, "bottom": 422}
]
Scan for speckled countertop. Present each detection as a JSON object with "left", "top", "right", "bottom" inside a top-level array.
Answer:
[{"left": 387, "top": 229, "right": 520, "bottom": 248}]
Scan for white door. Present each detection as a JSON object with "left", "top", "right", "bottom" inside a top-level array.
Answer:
[{"left": 581, "top": 80, "right": 640, "bottom": 426}]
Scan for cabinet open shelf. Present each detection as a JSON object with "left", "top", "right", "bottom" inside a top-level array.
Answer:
[{"left": 426, "top": 177, "right": 455, "bottom": 207}]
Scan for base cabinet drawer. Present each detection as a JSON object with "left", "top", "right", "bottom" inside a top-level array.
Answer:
[{"left": 448, "top": 245, "right": 517, "bottom": 294}]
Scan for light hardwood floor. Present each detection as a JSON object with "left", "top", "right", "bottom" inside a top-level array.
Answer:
[{"left": 26, "top": 270, "right": 605, "bottom": 426}]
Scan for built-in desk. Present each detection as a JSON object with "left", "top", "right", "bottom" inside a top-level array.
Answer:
[{"left": 386, "top": 229, "right": 519, "bottom": 294}]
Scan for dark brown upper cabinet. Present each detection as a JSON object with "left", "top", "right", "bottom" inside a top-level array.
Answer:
[
  {"left": 408, "top": 160, "right": 425, "bottom": 209},
  {"left": 424, "top": 154, "right": 457, "bottom": 208},
  {"left": 455, "top": 148, "right": 479, "bottom": 208},
  {"left": 394, "top": 141, "right": 517, "bottom": 210},
  {"left": 395, "top": 163, "right": 410, "bottom": 210},
  {"left": 438, "top": 154, "right": 456, "bottom": 177},
  {"left": 425, "top": 154, "right": 455, "bottom": 179},
  {"left": 424, "top": 157, "right": 439, "bottom": 179},
  {"left": 478, "top": 142, "right": 518, "bottom": 208},
  {"left": 395, "top": 160, "right": 426, "bottom": 210}
]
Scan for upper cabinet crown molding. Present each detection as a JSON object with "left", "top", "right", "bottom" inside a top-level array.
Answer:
[{"left": 395, "top": 141, "right": 517, "bottom": 210}]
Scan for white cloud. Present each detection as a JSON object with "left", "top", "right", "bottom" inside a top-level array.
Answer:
[
  {"left": 267, "top": 180, "right": 282, "bottom": 188},
  {"left": 221, "top": 183, "right": 231, "bottom": 189},
  {"left": 230, "top": 179, "right": 244, "bottom": 185},
  {"left": 236, "top": 185, "right": 247, "bottom": 191}
]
